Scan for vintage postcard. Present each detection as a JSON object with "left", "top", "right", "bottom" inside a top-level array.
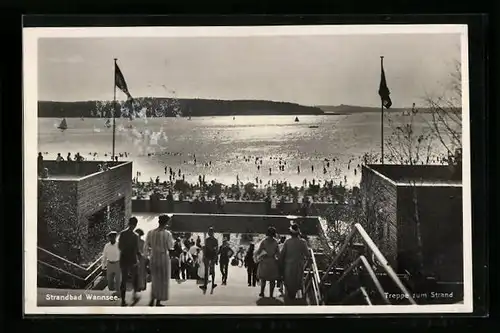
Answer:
[{"left": 23, "top": 24, "right": 472, "bottom": 314}]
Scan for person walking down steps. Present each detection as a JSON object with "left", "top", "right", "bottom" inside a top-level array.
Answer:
[
  {"left": 200, "top": 226, "right": 219, "bottom": 294},
  {"left": 254, "top": 227, "right": 280, "bottom": 298},
  {"left": 144, "top": 214, "right": 175, "bottom": 306},
  {"left": 244, "top": 243, "right": 258, "bottom": 287},
  {"left": 218, "top": 238, "right": 234, "bottom": 285},
  {"left": 102, "top": 231, "right": 121, "bottom": 294},
  {"left": 118, "top": 217, "right": 142, "bottom": 306}
]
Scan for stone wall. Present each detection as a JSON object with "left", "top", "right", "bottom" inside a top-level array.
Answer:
[
  {"left": 37, "top": 162, "right": 133, "bottom": 265},
  {"left": 77, "top": 162, "right": 133, "bottom": 263},
  {"left": 132, "top": 199, "right": 333, "bottom": 216},
  {"left": 361, "top": 165, "right": 463, "bottom": 282},
  {"left": 360, "top": 166, "right": 398, "bottom": 268},
  {"left": 397, "top": 185, "right": 463, "bottom": 282},
  {"left": 38, "top": 179, "right": 81, "bottom": 262},
  {"left": 168, "top": 213, "right": 321, "bottom": 235}
]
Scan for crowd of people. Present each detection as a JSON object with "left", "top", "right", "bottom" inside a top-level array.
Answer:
[
  {"left": 133, "top": 176, "right": 356, "bottom": 205},
  {"left": 37, "top": 151, "right": 125, "bottom": 178},
  {"left": 101, "top": 214, "right": 311, "bottom": 306}
]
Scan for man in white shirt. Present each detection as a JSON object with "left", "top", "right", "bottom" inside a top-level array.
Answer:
[
  {"left": 189, "top": 243, "right": 198, "bottom": 257},
  {"left": 179, "top": 249, "right": 193, "bottom": 280},
  {"left": 102, "top": 231, "right": 121, "bottom": 292}
]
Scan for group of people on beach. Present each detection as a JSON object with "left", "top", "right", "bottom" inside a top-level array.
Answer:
[
  {"left": 101, "top": 214, "right": 311, "bottom": 306},
  {"left": 133, "top": 174, "right": 353, "bottom": 207}
]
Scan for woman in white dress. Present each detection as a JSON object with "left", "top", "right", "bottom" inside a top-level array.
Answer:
[{"left": 144, "top": 214, "right": 174, "bottom": 306}]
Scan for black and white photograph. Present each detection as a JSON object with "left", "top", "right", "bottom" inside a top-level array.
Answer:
[{"left": 23, "top": 24, "right": 471, "bottom": 314}]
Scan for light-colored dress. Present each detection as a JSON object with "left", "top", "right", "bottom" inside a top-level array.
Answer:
[
  {"left": 144, "top": 227, "right": 174, "bottom": 301},
  {"left": 255, "top": 237, "right": 280, "bottom": 281},
  {"left": 196, "top": 251, "right": 205, "bottom": 279},
  {"left": 279, "top": 236, "right": 309, "bottom": 298},
  {"left": 137, "top": 238, "right": 147, "bottom": 291}
]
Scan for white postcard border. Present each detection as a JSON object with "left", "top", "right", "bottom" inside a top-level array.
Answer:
[{"left": 23, "top": 24, "right": 472, "bottom": 315}]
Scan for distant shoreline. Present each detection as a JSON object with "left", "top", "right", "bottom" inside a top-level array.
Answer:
[
  {"left": 37, "top": 98, "right": 324, "bottom": 118},
  {"left": 38, "top": 98, "right": 454, "bottom": 118}
]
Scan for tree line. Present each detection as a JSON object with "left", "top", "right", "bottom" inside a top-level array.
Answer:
[{"left": 38, "top": 98, "right": 324, "bottom": 118}]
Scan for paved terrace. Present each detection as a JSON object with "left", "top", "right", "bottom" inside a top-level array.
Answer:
[
  {"left": 38, "top": 263, "right": 306, "bottom": 306},
  {"left": 131, "top": 214, "right": 327, "bottom": 252}
]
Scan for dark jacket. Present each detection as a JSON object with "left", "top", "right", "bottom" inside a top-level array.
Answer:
[
  {"left": 218, "top": 245, "right": 234, "bottom": 264},
  {"left": 118, "top": 229, "right": 140, "bottom": 267},
  {"left": 204, "top": 236, "right": 219, "bottom": 260},
  {"left": 244, "top": 251, "right": 256, "bottom": 267}
]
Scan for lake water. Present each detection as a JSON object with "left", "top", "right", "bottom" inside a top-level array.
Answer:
[{"left": 38, "top": 113, "right": 446, "bottom": 187}]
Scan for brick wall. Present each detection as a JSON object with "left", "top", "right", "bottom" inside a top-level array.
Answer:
[
  {"left": 397, "top": 185, "right": 463, "bottom": 281},
  {"left": 38, "top": 179, "right": 81, "bottom": 262},
  {"left": 37, "top": 162, "right": 133, "bottom": 264},
  {"left": 360, "top": 166, "right": 398, "bottom": 268},
  {"left": 77, "top": 162, "right": 133, "bottom": 263}
]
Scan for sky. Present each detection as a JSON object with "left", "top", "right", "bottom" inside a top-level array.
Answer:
[{"left": 38, "top": 33, "right": 461, "bottom": 107}]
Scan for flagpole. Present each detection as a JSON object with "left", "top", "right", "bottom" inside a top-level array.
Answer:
[
  {"left": 112, "top": 58, "right": 117, "bottom": 160},
  {"left": 380, "top": 56, "right": 384, "bottom": 164}
]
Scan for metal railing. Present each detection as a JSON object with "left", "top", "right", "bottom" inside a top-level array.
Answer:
[
  {"left": 303, "top": 248, "right": 322, "bottom": 305},
  {"left": 317, "top": 223, "right": 416, "bottom": 305},
  {"left": 37, "top": 247, "right": 104, "bottom": 290}
]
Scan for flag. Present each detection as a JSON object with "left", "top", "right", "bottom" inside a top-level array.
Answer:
[
  {"left": 378, "top": 61, "right": 392, "bottom": 109},
  {"left": 115, "top": 63, "right": 133, "bottom": 100}
]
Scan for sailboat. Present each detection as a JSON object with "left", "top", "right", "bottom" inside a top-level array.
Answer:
[
  {"left": 58, "top": 118, "right": 68, "bottom": 131},
  {"left": 294, "top": 116, "right": 299, "bottom": 122}
]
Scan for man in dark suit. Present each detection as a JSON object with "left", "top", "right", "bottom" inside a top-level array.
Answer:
[
  {"left": 200, "top": 226, "right": 219, "bottom": 294},
  {"left": 118, "top": 216, "right": 141, "bottom": 306}
]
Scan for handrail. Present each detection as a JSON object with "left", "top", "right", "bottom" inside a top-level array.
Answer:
[
  {"left": 358, "top": 256, "right": 390, "bottom": 305},
  {"left": 304, "top": 262, "right": 318, "bottom": 305},
  {"left": 38, "top": 261, "right": 86, "bottom": 281},
  {"left": 38, "top": 247, "right": 103, "bottom": 273},
  {"left": 319, "top": 226, "right": 357, "bottom": 285},
  {"left": 333, "top": 255, "right": 389, "bottom": 305},
  {"left": 85, "top": 272, "right": 105, "bottom": 290},
  {"left": 303, "top": 248, "right": 322, "bottom": 305},
  {"left": 37, "top": 248, "right": 105, "bottom": 290},
  {"left": 38, "top": 247, "right": 88, "bottom": 271},
  {"left": 309, "top": 248, "right": 322, "bottom": 287},
  {"left": 311, "top": 278, "right": 320, "bottom": 305},
  {"left": 38, "top": 259, "right": 105, "bottom": 290},
  {"left": 38, "top": 258, "right": 103, "bottom": 281},
  {"left": 319, "top": 223, "right": 416, "bottom": 305},
  {"left": 359, "top": 287, "right": 373, "bottom": 305},
  {"left": 354, "top": 224, "right": 415, "bottom": 304}
]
